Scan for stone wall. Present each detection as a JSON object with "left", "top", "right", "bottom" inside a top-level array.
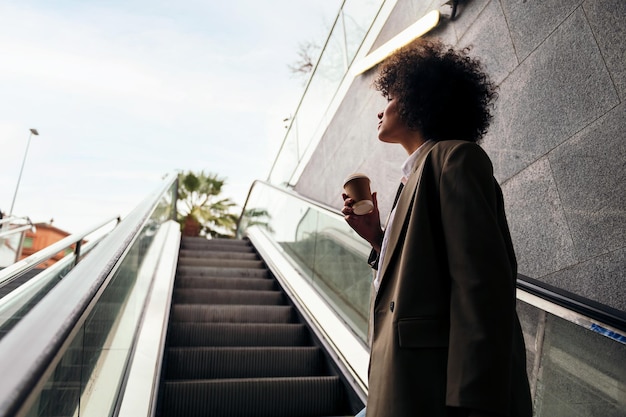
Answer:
[{"left": 294, "top": 0, "right": 625, "bottom": 311}]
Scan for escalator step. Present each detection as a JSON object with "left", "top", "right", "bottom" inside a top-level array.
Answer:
[
  {"left": 173, "top": 289, "right": 284, "bottom": 305},
  {"left": 178, "top": 257, "right": 265, "bottom": 269},
  {"left": 159, "top": 238, "right": 358, "bottom": 417},
  {"left": 177, "top": 265, "right": 269, "bottom": 278},
  {"left": 175, "top": 276, "right": 276, "bottom": 291},
  {"left": 167, "top": 323, "right": 309, "bottom": 347},
  {"left": 170, "top": 304, "right": 295, "bottom": 323},
  {"left": 181, "top": 238, "right": 253, "bottom": 252},
  {"left": 161, "top": 376, "right": 345, "bottom": 417},
  {"left": 166, "top": 346, "right": 325, "bottom": 379},
  {"left": 179, "top": 249, "right": 259, "bottom": 260}
]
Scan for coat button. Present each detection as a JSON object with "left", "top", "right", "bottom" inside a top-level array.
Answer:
[{"left": 390, "top": 301, "right": 395, "bottom": 312}]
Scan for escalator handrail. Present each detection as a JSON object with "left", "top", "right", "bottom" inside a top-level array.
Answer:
[
  {"left": 239, "top": 179, "right": 626, "bottom": 335},
  {"left": 0, "top": 234, "right": 107, "bottom": 332},
  {"left": 0, "top": 216, "right": 121, "bottom": 289},
  {"left": 518, "top": 274, "right": 626, "bottom": 333},
  {"left": 236, "top": 179, "right": 342, "bottom": 233},
  {"left": 0, "top": 174, "right": 178, "bottom": 417}
]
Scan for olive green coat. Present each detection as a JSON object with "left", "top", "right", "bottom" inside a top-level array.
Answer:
[{"left": 367, "top": 140, "right": 532, "bottom": 417}]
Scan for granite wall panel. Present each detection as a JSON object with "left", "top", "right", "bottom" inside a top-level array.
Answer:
[
  {"left": 500, "top": 0, "right": 582, "bottom": 62},
  {"left": 449, "top": 0, "right": 491, "bottom": 42},
  {"left": 548, "top": 103, "right": 626, "bottom": 261},
  {"left": 583, "top": 0, "right": 626, "bottom": 101},
  {"left": 483, "top": 7, "right": 618, "bottom": 182},
  {"left": 540, "top": 247, "right": 625, "bottom": 312},
  {"left": 457, "top": 0, "right": 517, "bottom": 84},
  {"left": 502, "top": 157, "right": 577, "bottom": 278}
]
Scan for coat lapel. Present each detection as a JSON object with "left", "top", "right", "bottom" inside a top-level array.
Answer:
[{"left": 376, "top": 141, "right": 436, "bottom": 297}]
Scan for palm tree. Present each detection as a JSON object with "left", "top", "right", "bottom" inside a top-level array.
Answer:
[
  {"left": 237, "top": 207, "right": 273, "bottom": 236},
  {"left": 177, "top": 171, "right": 238, "bottom": 238}
]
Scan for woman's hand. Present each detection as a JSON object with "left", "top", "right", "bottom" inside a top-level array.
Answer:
[{"left": 342, "top": 191, "right": 384, "bottom": 252}]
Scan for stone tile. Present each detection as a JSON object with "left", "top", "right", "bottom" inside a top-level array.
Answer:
[
  {"left": 541, "top": 247, "right": 625, "bottom": 312},
  {"left": 449, "top": 0, "right": 490, "bottom": 42},
  {"left": 583, "top": 0, "right": 626, "bottom": 101},
  {"left": 423, "top": 21, "right": 458, "bottom": 47},
  {"left": 548, "top": 103, "right": 626, "bottom": 260},
  {"left": 502, "top": 157, "right": 577, "bottom": 278},
  {"left": 500, "top": 0, "right": 580, "bottom": 61},
  {"left": 323, "top": 71, "right": 379, "bottom": 157},
  {"left": 483, "top": 8, "right": 619, "bottom": 182},
  {"left": 457, "top": 0, "right": 518, "bottom": 84}
]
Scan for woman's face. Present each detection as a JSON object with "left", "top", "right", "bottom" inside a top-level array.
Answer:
[{"left": 377, "top": 95, "right": 411, "bottom": 144}]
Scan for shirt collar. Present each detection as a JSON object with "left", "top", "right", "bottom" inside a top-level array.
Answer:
[{"left": 400, "top": 140, "right": 432, "bottom": 184}]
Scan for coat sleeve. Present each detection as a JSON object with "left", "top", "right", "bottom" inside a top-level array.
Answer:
[{"left": 438, "top": 142, "right": 517, "bottom": 415}]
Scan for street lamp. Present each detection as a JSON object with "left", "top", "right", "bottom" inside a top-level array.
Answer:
[{"left": 9, "top": 129, "right": 39, "bottom": 216}]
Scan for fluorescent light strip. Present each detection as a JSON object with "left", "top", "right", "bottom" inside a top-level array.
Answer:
[{"left": 351, "top": 10, "right": 440, "bottom": 76}]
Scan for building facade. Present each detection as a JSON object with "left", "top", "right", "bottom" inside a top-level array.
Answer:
[{"left": 20, "top": 223, "right": 74, "bottom": 268}]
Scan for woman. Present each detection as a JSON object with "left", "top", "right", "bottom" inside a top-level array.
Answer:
[{"left": 343, "top": 39, "right": 532, "bottom": 417}]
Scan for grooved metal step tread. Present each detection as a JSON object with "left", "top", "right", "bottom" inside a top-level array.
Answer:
[
  {"left": 167, "top": 323, "right": 309, "bottom": 347},
  {"left": 182, "top": 237, "right": 250, "bottom": 245},
  {"left": 178, "top": 258, "right": 265, "bottom": 269},
  {"left": 161, "top": 376, "right": 345, "bottom": 417},
  {"left": 177, "top": 265, "right": 268, "bottom": 278},
  {"left": 179, "top": 249, "right": 259, "bottom": 260},
  {"left": 181, "top": 238, "right": 253, "bottom": 253},
  {"left": 170, "top": 304, "right": 295, "bottom": 323},
  {"left": 173, "top": 289, "right": 284, "bottom": 305},
  {"left": 166, "top": 346, "right": 324, "bottom": 379},
  {"left": 182, "top": 246, "right": 255, "bottom": 254},
  {"left": 175, "top": 276, "right": 276, "bottom": 291}
]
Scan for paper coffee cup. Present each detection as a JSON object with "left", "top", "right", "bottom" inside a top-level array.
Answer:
[{"left": 343, "top": 173, "right": 374, "bottom": 215}]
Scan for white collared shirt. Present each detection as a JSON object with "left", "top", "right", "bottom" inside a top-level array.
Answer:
[{"left": 374, "top": 140, "right": 432, "bottom": 292}]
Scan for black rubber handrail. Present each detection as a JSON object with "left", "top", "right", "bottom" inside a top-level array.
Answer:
[{"left": 517, "top": 274, "right": 626, "bottom": 333}]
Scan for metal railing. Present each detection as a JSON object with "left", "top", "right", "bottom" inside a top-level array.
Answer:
[
  {"left": 0, "top": 174, "right": 178, "bottom": 417},
  {"left": 0, "top": 230, "right": 108, "bottom": 340},
  {"left": 518, "top": 274, "right": 626, "bottom": 337},
  {"left": 0, "top": 216, "right": 120, "bottom": 289},
  {"left": 0, "top": 216, "right": 34, "bottom": 239},
  {"left": 0, "top": 216, "right": 34, "bottom": 267}
]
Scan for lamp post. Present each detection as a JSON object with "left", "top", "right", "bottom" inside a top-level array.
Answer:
[{"left": 9, "top": 128, "right": 39, "bottom": 216}]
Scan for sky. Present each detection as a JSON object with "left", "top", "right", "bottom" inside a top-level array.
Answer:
[{"left": 0, "top": 0, "right": 342, "bottom": 235}]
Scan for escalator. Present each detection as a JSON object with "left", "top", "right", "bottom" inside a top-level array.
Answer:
[
  {"left": 0, "top": 176, "right": 624, "bottom": 417},
  {"left": 157, "top": 237, "right": 358, "bottom": 416}
]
